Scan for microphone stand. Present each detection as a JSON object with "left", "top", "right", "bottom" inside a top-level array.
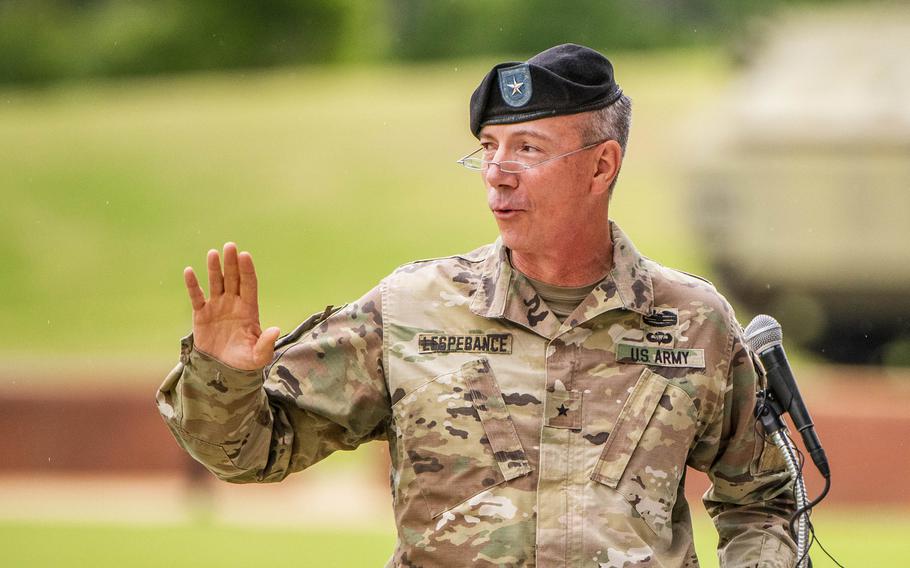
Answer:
[{"left": 755, "top": 390, "right": 811, "bottom": 568}]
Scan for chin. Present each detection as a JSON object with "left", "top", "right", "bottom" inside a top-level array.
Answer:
[{"left": 497, "top": 227, "right": 531, "bottom": 254}]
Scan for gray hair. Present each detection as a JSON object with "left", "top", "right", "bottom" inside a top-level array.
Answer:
[
  {"left": 580, "top": 94, "right": 632, "bottom": 152},
  {"left": 579, "top": 94, "right": 632, "bottom": 194}
]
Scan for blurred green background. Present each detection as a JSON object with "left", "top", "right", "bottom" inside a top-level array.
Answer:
[
  {"left": 1, "top": 1, "right": 908, "bottom": 567},
  {"left": 0, "top": 49, "right": 725, "bottom": 359},
  {"left": 2, "top": 509, "right": 907, "bottom": 567},
  {"left": 0, "top": 0, "right": 775, "bottom": 359}
]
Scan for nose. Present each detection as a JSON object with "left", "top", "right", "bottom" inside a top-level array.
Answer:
[{"left": 483, "top": 151, "right": 519, "bottom": 190}]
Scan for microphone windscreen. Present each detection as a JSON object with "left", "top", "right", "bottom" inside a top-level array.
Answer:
[{"left": 744, "top": 314, "right": 783, "bottom": 353}]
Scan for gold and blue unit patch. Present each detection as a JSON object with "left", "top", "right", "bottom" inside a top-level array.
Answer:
[{"left": 417, "top": 333, "right": 513, "bottom": 354}]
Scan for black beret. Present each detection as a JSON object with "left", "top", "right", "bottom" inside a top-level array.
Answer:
[{"left": 469, "top": 43, "right": 623, "bottom": 137}]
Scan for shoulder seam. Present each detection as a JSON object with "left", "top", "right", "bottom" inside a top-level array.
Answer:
[
  {"left": 393, "top": 246, "right": 491, "bottom": 271},
  {"left": 642, "top": 256, "right": 715, "bottom": 288}
]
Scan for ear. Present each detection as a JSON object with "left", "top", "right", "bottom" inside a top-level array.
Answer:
[{"left": 591, "top": 140, "right": 623, "bottom": 197}]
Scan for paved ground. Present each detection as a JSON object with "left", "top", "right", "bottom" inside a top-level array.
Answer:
[
  {"left": 0, "top": 467, "right": 393, "bottom": 528},
  {"left": 1, "top": 364, "right": 908, "bottom": 527}
]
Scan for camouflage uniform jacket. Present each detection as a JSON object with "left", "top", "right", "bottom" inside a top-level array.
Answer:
[{"left": 157, "top": 222, "right": 796, "bottom": 567}]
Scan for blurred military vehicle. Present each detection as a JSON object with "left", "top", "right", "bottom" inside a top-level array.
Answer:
[{"left": 690, "top": 6, "right": 910, "bottom": 364}]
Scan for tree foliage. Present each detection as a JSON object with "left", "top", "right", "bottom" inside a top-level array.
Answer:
[{"left": 0, "top": 0, "right": 784, "bottom": 84}]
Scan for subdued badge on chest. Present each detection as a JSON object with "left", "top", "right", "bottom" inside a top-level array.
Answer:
[
  {"left": 642, "top": 307, "right": 679, "bottom": 348},
  {"left": 417, "top": 333, "right": 513, "bottom": 354}
]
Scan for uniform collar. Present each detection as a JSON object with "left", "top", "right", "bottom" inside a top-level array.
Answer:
[{"left": 470, "top": 221, "right": 654, "bottom": 338}]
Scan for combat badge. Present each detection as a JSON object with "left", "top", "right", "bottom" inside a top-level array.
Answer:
[
  {"left": 643, "top": 308, "right": 678, "bottom": 328},
  {"left": 417, "top": 333, "right": 512, "bottom": 354}
]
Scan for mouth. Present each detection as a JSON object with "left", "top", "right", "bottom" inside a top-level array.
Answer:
[
  {"left": 492, "top": 208, "right": 524, "bottom": 220},
  {"left": 493, "top": 209, "right": 523, "bottom": 219}
]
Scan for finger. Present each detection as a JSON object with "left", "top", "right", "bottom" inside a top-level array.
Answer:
[
  {"left": 223, "top": 242, "right": 240, "bottom": 296},
  {"left": 183, "top": 266, "right": 206, "bottom": 311},
  {"left": 207, "top": 249, "right": 224, "bottom": 296},
  {"left": 238, "top": 251, "right": 258, "bottom": 306},
  {"left": 253, "top": 326, "right": 281, "bottom": 367}
]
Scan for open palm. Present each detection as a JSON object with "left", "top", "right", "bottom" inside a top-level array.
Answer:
[{"left": 183, "top": 242, "right": 280, "bottom": 371}]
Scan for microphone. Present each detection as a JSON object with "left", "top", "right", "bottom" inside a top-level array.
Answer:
[{"left": 745, "top": 315, "right": 830, "bottom": 478}]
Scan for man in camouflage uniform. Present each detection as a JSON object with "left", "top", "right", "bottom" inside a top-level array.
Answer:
[{"left": 158, "top": 44, "right": 796, "bottom": 567}]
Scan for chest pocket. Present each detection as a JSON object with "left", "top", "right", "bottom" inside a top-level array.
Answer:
[
  {"left": 590, "top": 368, "right": 698, "bottom": 542},
  {"left": 393, "top": 358, "right": 532, "bottom": 518}
]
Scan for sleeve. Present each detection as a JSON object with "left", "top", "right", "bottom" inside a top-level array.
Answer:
[
  {"left": 688, "top": 317, "right": 797, "bottom": 568},
  {"left": 155, "top": 284, "right": 389, "bottom": 483}
]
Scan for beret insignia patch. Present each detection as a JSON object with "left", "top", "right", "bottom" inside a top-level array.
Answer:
[{"left": 498, "top": 63, "right": 532, "bottom": 108}]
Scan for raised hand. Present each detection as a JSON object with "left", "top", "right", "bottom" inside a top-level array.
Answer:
[{"left": 183, "top": 242, "right": 280, "bottom": 370}]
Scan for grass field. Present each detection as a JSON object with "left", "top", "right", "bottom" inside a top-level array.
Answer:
[
  {"left": 0, "top": 49, "right": 725, "bottom": 362},
  {"left": 1, "top": 509, "right": 905, "bottom": 567}
]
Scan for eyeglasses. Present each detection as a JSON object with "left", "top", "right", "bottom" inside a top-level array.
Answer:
[{"left": 456, "top": 140, "right": 607, "bottom": 174}]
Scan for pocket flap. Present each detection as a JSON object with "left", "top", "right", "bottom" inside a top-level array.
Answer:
[
  {"left": 590, "top": 368, "right": 668, "bottom": 488},
  {"left": 462, "top": 359, "right": 532, "bottom": 481}
]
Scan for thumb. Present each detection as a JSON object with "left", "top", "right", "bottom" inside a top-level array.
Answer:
[{"left": 253, "top": 326, "right": 281, "bottom": 367}]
